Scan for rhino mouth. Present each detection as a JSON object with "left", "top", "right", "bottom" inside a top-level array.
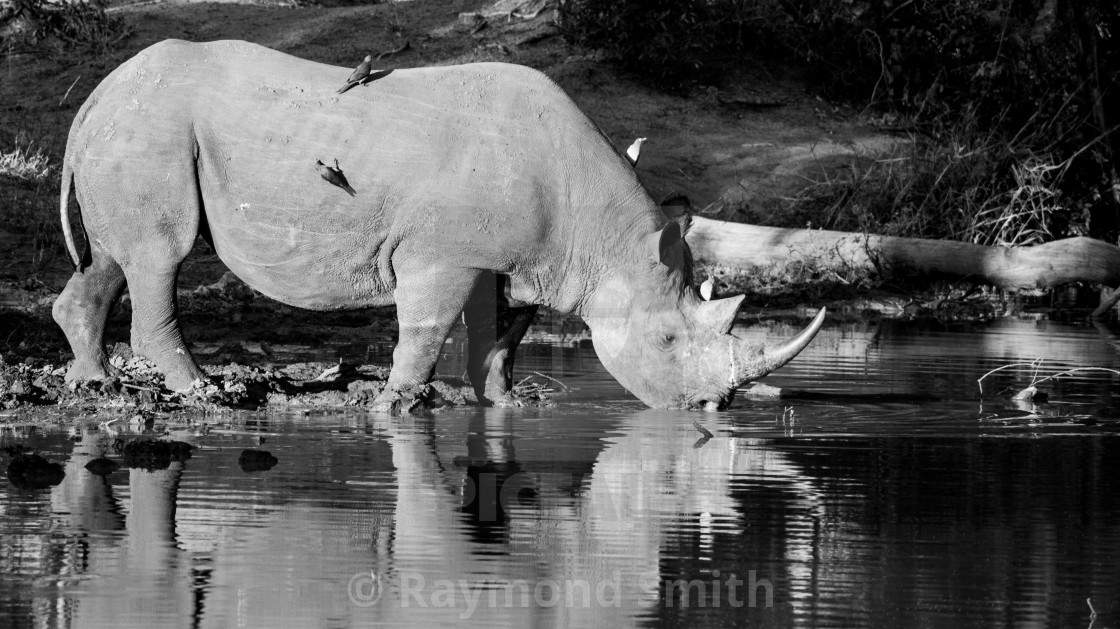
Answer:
[{"left": 691, "top": 393, "right": 731, "bottom": 412}]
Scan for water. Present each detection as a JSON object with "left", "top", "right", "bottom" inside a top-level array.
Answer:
[{"left": 3, "top": 317, "right": 1120, "bottom": 628}]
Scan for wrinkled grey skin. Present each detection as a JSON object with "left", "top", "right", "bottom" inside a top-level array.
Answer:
[{"left": 54, "top": 40, "right": 824, "bottom": 411}]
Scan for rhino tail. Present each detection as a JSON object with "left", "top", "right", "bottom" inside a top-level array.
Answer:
[{"left": 59, "top": 158, "right": 85, "bottom": 272}]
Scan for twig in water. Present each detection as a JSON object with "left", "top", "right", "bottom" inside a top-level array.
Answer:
[
  {"left": 978, "top": 359, "right": 1120, "bottom": 396},
  {"left": 531, "top": 371, "right": 570, "bottom": 391},
  {"left": 692, "top": 421, "right": 714, "bottom": 439},
  {"left": 1031, "top": 366, "right": 1120, "bottom": 387},
  {"left": 977, "top": 359, "right": 1044, "bottom": 395}
]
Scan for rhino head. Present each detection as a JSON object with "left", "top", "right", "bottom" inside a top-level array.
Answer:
[{"left": 581, "top": 215, "right": 824, "bottom": 410}]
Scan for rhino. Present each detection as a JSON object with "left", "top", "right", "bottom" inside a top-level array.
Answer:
[{"left": 53, "top": 39, "right": 824, "bottom": 411}]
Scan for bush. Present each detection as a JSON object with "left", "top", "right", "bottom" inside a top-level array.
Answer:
[
  {"left": 0, "top": 0, "right": 131, "bottom": 53},
  {"left": 560, "top": 0, "right": 1120, "bottom": 242},
  {"left": 558, "top": 0, "right": 781, "bottom": 90},
  {"left": 779, "top": 132, "right": 1086, "bottom": 247}
]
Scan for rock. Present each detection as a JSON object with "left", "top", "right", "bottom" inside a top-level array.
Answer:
[
  {"left": 238, "top": 449, "right": 278, "bottom": 473},
  {"left": 743, "top": 383, "right": 784, "bottom": 400},
  {"left": 84, "top": 457, "right": 121, "bottom": 476},
  {"left": 7, "top": 453, "right": 65, "bottom": 490}
]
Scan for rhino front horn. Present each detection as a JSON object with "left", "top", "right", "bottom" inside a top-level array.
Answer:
[{"left": 732, "top": 307, "right": 826, "bottom": 385}]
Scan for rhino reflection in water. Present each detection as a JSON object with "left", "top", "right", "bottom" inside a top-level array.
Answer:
[
  {"left": 53, "top": 39, "right": 823, "bottom": 410},
  {"left": 34, "top": 415, "right": 827, "bottom": 627},
  {"left": 48, "top": 428, "right": 193, "bottom": 624}
]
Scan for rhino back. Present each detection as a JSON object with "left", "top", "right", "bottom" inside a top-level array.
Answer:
[{"left": 69, "top": 40, "right": 650, "bottom": 310}]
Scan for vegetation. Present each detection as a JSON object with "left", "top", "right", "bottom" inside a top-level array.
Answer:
[
  {"left": 560, "top": 0, "right": 1120, "bottom": 245},
  {"left": 0, "top": 145, "right": 52, "bottom": 182},
  {"left": 771, "top": 130, "right": 1081, "bottom": 247},
  {"left": 1, "top": 137, "right": 60, "bottom": 274},
  {"left": 0, "top": 0, "right": 131, "bottom": 54}
]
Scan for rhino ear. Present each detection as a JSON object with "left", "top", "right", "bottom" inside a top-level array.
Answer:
[
  {"left": 675, "top": 211, "right": 692, "bottom": 239},
  {"left": 660, "top": 194, "right": 692, "bottom": 243},
  {"left": 657, "top": 221, "right": 682, "bottom": 266},
  {"left": 660, "top": 193, "right": 691, "bottom": 219}
]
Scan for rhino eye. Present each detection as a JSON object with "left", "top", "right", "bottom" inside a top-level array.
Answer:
[{"left": 655, "top": 332, "right": 677, "bottom": 351}]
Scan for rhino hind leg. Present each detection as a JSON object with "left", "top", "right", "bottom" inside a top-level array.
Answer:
[
  {"left": 53, "top": 241, "right": 126, "bottom": 383},
  {"left": 463, "top": 273, "right": 538, "bottom": 405},
  {"left": 371, "top": 266, "right": 483, "bottom": 413},
  {"left": 121, "top": 266, "right": 205, "bottom": 392}
]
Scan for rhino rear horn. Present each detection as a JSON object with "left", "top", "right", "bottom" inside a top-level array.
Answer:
[{"left": 698, "top": 295, "right": 744, "bottom": 334}]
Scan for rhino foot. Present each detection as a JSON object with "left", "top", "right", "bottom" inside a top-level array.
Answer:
[
  {"left": 369, "top": 385, "right": 428, "bottom": 415},
  {"left": 64, "top": 357, "right": 122, "bottom": 385},
  {"left": 488, "top": 393, "right": 528, "bottom": 408},
  {"left": 157, "top": 366, "right": 208, "bottom": 393}
]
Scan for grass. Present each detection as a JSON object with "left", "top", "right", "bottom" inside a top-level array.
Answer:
[
  {"left": 968, "top": 158, "right": 1067, "bottom": 247},
  {"left": 4, "top": 0, "right": 133, "bottom": 55},
  {"left": 0, "top": 145, "right": 53, "bottom": 181},
  {"left": 767, "top": 121, "right": 1086, "bottom": 248},
  {"left": 1, "top": 135, "right": 64, "bottom": 278}
]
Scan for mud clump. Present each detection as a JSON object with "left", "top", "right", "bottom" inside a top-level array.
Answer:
[
  {"left": 84, "top": 457, "right": 121, "bottom": 476},
  {"left": 2, "top": 347, "right": 553, "bottom": 419},
  {"left": 261, "top": 363, "right": 493, "bottom": 413},
  {"left": 6, "top": 452, "right": 66, "bottom": 490},
  {"left": 1, "top": 356, "right": 68, "bottom": 409},
  {"left": 238, "top": 449, "right": 278, "bottom": 473}
]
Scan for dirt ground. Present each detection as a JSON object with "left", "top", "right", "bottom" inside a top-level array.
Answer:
[{"left": 0, "top": 0, "right": 1021, "bottom": 415}]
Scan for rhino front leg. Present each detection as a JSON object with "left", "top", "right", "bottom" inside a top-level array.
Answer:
[
  {"left": 53, "top": 241, "right": 126, "bottom": 383},
  {"left": 122, "top": 266, "right": 205, "bottom": 392},
  {"left": 371, "top": 267, "right": 482, "bottom": 413},
  {"left": 463, "top": 273, "right": 538, "bottom": 405}
]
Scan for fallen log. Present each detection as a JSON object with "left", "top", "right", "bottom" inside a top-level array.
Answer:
[{"left": 687, "top": 217, "right": 1120, "bottom": 291}]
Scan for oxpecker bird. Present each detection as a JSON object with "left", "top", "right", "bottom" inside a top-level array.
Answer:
[
  {"left": 699, "top": 277, "right": 714, "bottom": 301},
  {"left": 626, "top": 137, "right": 646, "bottom": 167},
  {"left": 337, "top": 54, "right": 373, "bottom": 93},
  {"left": 316, "top": 159, "right": 357, "bottom": 197}
]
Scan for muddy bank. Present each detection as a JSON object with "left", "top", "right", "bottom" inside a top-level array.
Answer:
[
  {"left": 1, "top": 272, "right": 561, "bottom": 417},
  {"left": 0, "top": 350, "right": 559, "bottom": 418}
]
